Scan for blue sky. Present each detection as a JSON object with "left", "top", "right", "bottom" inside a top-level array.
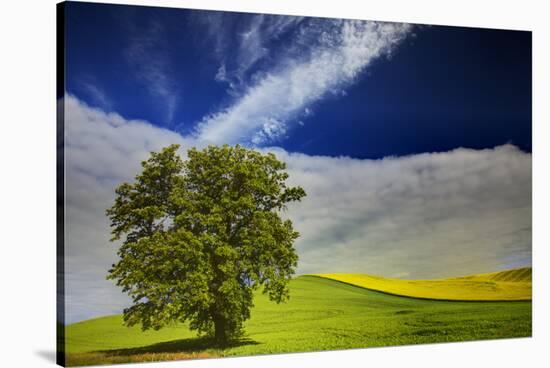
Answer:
[
  {"left": 62, "top": 2, "right": 532, "bottom": 323},
  {"left": 65, "top": 2, "right": 531, "bottom": 159}
]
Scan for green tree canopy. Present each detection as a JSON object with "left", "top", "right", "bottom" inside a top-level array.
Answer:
[{"left": 106, "top": 144, "right": 306, "bottom": 343}]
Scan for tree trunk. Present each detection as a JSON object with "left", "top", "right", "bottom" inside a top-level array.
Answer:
[{"left": 214, "top": 315, "right": 227, "bottom": 345}]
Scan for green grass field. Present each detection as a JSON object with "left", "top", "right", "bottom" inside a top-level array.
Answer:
[{"left": 65, "top": 273, "right": 532, "bottom": 366}]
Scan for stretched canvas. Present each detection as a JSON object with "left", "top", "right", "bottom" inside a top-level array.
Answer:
[{"left": 57, "top": 1, "right": 532, "bottom": 366}]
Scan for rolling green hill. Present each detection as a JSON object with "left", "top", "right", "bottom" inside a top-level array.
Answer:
[
  {"left": 315, "top": 267, "right": 532, "bottom": 301},
  {"left": 65, "top": 275, "right": 531, "bottom": 366}
]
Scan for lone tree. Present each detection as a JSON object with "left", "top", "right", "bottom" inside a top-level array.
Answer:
[{"left": 106, "top": 144, "right": 306, "bottom": 344}]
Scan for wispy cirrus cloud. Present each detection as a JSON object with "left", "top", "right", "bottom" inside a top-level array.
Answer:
[
  {"left": 204, "top": 13, "right": 304, "bottom": 94},
  {"left": 79, "top": 79, "right": 112, "bottom": 111},
  {"left": 124, "top": 18, "right": 178, "bottom": 126},
  {"left": 197, "top": 18, "right": 412, "bottom": 145}
]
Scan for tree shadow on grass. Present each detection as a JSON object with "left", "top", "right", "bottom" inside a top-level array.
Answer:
[{"left": 95, "top": 336, "right": 260, "bottom": 357}]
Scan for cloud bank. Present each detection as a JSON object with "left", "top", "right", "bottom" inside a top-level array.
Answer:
[
  {"left": 64, "top": 96, "right": 198, "bottom": 323},
  {"left": 64, "top": 96, "right": 531, "bottom": 323},
  {"left": 274, "top": 146, "right": 531, "bottom": 278},
  {"left": 197, "top": 18, "right": 412, "bottom": 145}
]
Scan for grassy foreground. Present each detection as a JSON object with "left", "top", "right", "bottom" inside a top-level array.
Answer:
[
  {"left": 316, "top": 267, "right": 532, "bottom": 301},
  {"left": 65, "top": 275, "right": 531, "bottom": 366}
]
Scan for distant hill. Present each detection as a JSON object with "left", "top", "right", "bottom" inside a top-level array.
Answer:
[
  {"left": 450, "top": 267, "right": 532, "bottom": 282},
  {"left": 315, "top": 267, "right": 532, "bottom": 301}
]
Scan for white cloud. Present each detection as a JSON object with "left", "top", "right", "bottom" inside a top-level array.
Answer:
[
  {"left": 64, "top": 96, "right": 531, "bottom": 322},
  {"left": 196, "top": 20, "right": 412, "bottom": 145},
  {"left": 271, "top": 145, "right": 532, "bottom": 278}
]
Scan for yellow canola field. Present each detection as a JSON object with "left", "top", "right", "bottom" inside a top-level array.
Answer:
[{"left": 315, "top": 267, "right": 531, "bottom": 301}]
